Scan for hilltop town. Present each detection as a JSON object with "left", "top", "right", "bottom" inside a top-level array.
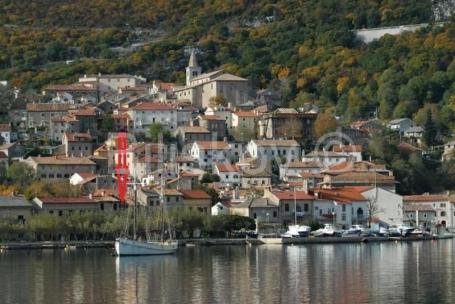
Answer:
[{"left": 0, "top": 48, "right": 454, "bottom": 239}]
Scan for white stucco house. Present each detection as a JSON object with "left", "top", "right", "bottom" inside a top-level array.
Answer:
[{"left": 247, "top": 139, "right": 301, "bottom": 164}]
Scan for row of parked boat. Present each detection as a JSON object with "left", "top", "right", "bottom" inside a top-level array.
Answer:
[{"left": 281, "top": 224, "right": 431, "bottom": 238}]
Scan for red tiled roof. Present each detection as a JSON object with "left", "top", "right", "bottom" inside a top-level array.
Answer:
[
  {"left": 199, "top": 115, "right": 224, "bottom": 121},
  {"left": 234, "top": 111, "right": 258, "bottom": 117},
  {"left": 74, "top": 107, "right": 97, "bottom": 116},
  {"left": 0, "top": 124, "right": 11, "bottom": 132},
  {"left": 38, "top": 197, "right": 96, "bottom": 204},
  {"left": 271, "top": 190, "right": 314, "bottom": 200},
  {"left": 132, "top": 102, "right": 174, "bottom": 111},
  {"left": 216, "top": 163, "right": 240, "bottom": 172},
  {"left": 332, "top": 144, "right": 363, "bottom": 153},
  {"left": 195, "top": 141, "right": 229, "bottom": 150},
  {"left": 137, "top": 156, "right": 160, "bottom": 163},
  {"left": 180, "top": 190, "right": 211, "bottom": 199},
  {"left": 30, "top": 156, "right": 95, "bottom": 166},
  {"left": 26, "top": 103, "right": 70, "bottom": 112},
  {"left": 180, "top": 171, "right": 199, "bottom": 177},
  {"left": 314, "top": 187, "right": 367, "bottom": 203},
  {"left": 64, "top": 132, "right": 92, "bottom": 142},
  {"left": 403, "top": 204, "right": 436, "bottom": 212},
  {"left": 253, "top": 140, "right": 300, "bottom": 147},
  {"left": 403, "top": 195, "right": 448, "bottom": 202}
]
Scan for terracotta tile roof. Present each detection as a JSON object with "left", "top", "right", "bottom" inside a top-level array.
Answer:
[
  {"left": 332, "top": 144, "right": 363, "bottom": 153},
  {"left": 253, "top": 140, "right": 300, "bottom": 147},
  {"left": 325, "top": 161, "right": 387, "bottom": 173},
  {"left": 180, "top": 190, "right": 211, "bottom": 199},
  {"left": 180, "top": 171, "right": 200, "bottom": 177},
  {"left": 112, "top": 113, "right": 131, "bottom": 120},
  {"left": 37, "top": 197, "right": 96, "bottom": 204},
  {"left": 29, "top": 156, "right": 95, "bottom": 166},
  {"left": 314, "top": 188, "right": 367, "bottom": 203},
  {"left": 199, "top": 115, "right": 224, "bottom": 121},
  {"left": 0, "top": 124, "right": 11, "bottom": 132},
  {"left": 195, "top": 141, "right": 230, "bottom": 150},
  {"left": 74, "top": 107, "right": 97, "bottom": 116},
  {"left": 175, "top": 155, "right": 196, "bottom": 163},
  {"left": 132, "top": 102, "right": 174, "bottom": 111},
  {"left": 271, "top": 190, "right": 314, "bottom": 200},
  {"left": 215, "top": 163, "right": 240, "bottom": 172},
  {"left": 330, "top": 172, "right": 395, "bottom": 182},
  {"left": 403, "top": 204, "right": 436, "bottom": 212},
  {"left": 159, "top": 82, "right": 174, "bottom": 91},
  {"left": 179, "top": 126, "right": 210, "bottom": 133},
  {"left": 403, "top": 194, "right": 449, "bottom": 202},
  {"left": 52, "top": 115, "right": 78, "bottom": 123},
  {"left": 64, "top": 132, "right": 92, "bottom": 142},
  {"left": 26, "top": 103, "right": 70, "bottom": 112},
  {"left": 234, "top": 111, "right": 258, "bottom": 117}
]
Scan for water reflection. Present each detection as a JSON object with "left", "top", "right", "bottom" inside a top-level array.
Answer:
[{"left": 1, "top": 241, "right": 455, "bottom": 303}]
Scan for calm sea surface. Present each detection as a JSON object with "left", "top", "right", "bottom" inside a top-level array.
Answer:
[{"left": 1, "top": 240, "right": 455, "bottom": 304}]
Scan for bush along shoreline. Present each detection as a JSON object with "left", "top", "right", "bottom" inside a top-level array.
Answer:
[{"left": 0, "top": 209, "right": 256, "bottom": 242}]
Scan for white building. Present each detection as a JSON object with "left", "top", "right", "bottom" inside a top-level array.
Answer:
[
  {"left": 211, "top": 202, "right": 230, "bottom": 215},
  {"left": 387, "top": 118, "right": 415, "bottom": 134},
  {"left": 231, "top": 111, "right": 258, "bottom": 131},
  {"left": 403, "top": 194, "right": 454, "bottom": 229},
  {"left": 302, "top": 150, "right": 349, "bottom": 167},
  {"left": 332, "top": 144, "right": 363, "bottom": 162},
  {"left": 190, "top": 141, "right": 233, "bottom": 169},
  {"left": 0, "top": 124, "right": 11, "bottom": 144},
  {"left": 361, "top": 187, "right": 403, "bottom": 227},
  {"left": 279, "top": 161, "right": 321, "bottom": 181},
  {"left": 128, "top": 102, "right": 177, "bottom": 132},
  {"left": 79, "top": 74, "right": 146, "bottom": 93},
  {"left": 205, "top": 106, "right": 233, "bottom": 129},
  {"left": 247, "top": 139, "right": 301, "bottom": 164},
  {"left": 214, "top": 163, "right": 241, "bottom": 186}
]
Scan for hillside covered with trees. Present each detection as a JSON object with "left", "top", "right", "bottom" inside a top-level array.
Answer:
[{"left": 1, "top": 0, "right": 454, "bottom": 129}]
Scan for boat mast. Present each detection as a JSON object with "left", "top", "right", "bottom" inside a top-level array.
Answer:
[
  {"left": 294, "top": 187, "right": 297, "bottom": 225},
  {"left": 133, "top": 181, "right": 137, "bottom": 240}
]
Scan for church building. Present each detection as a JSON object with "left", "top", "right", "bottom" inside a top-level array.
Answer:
[{"left": 174, "top": 50, "right": 250, "bottom": 108}]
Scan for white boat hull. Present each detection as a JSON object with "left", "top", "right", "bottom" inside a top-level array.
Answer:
[{"left": 115, "top": 238, "right": 178, "bottom": 256}]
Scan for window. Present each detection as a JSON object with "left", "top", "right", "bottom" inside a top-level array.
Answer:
[
  {"left": 100, "top": 203, "right": 104, "bottom": 211},
  {"left": 296, "top": 205, "right": 302, "bottom": 212},
  {"left": 441, "top": 211, "right": 446, "bottom": 217},
  {"left": 253, "top": 213, "right": 257, "bottom": 219},
  {"left": 342, "top": 205, "right": 346, "bottom": 212},
  {"left": 58, "top": 211, "right": 63, "bottom": 216},
  {"left": 342, "top": 214, "right": 346, "bottom": 221},
  {"left": 285, "top": 204, "right": 289, "bottom": 212},
  {"left": 440, "top": 203, "right": 446, "bottom": 208},
  {"left": 304, "top": 204, "right": 309, "bottom": 212}
]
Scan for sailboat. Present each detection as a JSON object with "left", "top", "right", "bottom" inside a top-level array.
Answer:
[{"left": 114, "top": 133, "right": 178, "bottom": 256}]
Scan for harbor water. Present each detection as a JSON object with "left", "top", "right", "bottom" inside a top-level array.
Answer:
[{"left": 1, "top": 240, "right": 455, "bottom": 303}]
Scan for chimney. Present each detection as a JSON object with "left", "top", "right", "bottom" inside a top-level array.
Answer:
[{"left": 89, "top": 193, "right": 93, "bottom": 199}]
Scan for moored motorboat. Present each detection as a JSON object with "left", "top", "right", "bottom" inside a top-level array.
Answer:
[{"left": 282, "top": 225, "right": 311, "bottom": 238}]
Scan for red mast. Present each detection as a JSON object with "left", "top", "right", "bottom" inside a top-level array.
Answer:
[{"left": 115, "top": 132, "right": 129, "bottom": 203}]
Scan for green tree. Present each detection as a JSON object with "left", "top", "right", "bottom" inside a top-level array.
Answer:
[
  {"left": 7, "top": 162, "right": 35, "bottom": 188},
  {"left": 423, "top": 109, "right": 437, "bottom": 147},
  {"left": 148, "top": 123, "right": 172, "bottom": 143}
]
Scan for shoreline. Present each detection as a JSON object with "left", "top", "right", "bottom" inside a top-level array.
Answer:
[{"left": 0, "top": 235, "right": 452, "bottom": 251}]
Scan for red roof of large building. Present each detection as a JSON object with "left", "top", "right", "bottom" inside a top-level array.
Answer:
[
  {"left": 132, "top": 102, "right": 174, "bottom": 111},
  {"left": 37, "top": 197, "right": 96, "bottom": 204},
  {"left": 332, "top": 144, "right": 363, "bottom": 153},
  {"left": 215, "top": 163, "right": 240, "bottom": 172},
  {"left": 314, "top": 187, "right": 367, "bottom": 203},
  {"left": 195, "top": 141, "right": 230, "bottom": 150},
  {"left": 271, "top": 190, "right": 314, "bottom": 200},
  {"left": 234, "top": 111, "right": 258, "bottom": 117},
  {"left": 180, "top": 190, "right": 211, "bottom": 199},
  {"left": 403, "top": 194, "right": 449, "bottom": 202}
]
